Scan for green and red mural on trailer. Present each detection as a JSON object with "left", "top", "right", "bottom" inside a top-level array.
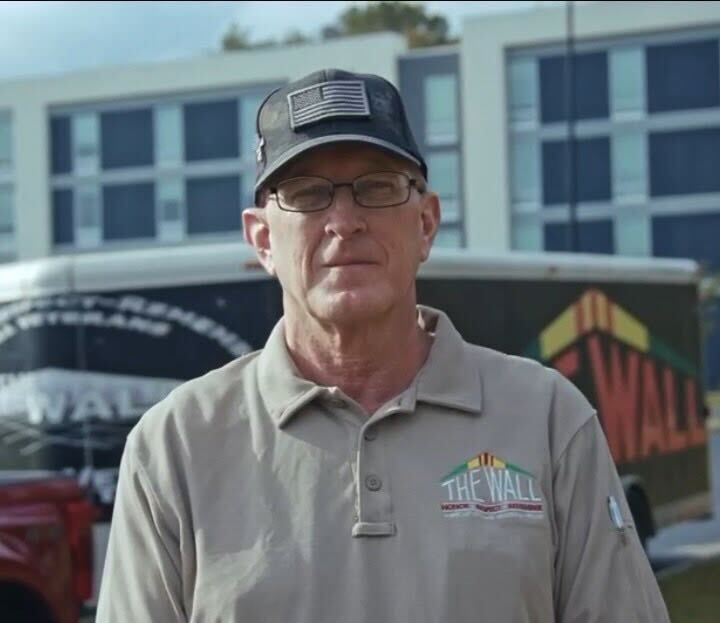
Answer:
[{"left": 524, "top": 289, "right": 706, "bottom": 466}]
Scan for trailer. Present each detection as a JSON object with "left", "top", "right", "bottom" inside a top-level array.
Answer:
[{"left": 0, "top": 242, "right": 711, "bottom": 548}]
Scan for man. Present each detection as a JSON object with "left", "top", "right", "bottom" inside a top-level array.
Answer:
[{"left": 97, "top": 69, "right": 669, "bottom": 622}]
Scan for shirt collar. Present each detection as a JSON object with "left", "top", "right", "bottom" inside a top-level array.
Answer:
[
  {"left": 414, "top": 305, "right": 483, "bottom": 416},
  {"left": 256, "top": 318, "right": 320, "bottom": 426},
  {"left": 256, "top": 305, "right": 483, "bottom": 427}
]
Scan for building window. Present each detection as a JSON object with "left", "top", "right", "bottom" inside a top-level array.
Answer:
[
  {"left": 155, "top": 104, "right": 182, "bottom": 167},
  {"left": 539, "top": 51, "right": 609, "bottom": 123},
  {"left": 184, "top": 99, "right": 239, "bottom": 162},
  {"left": 0, "top": 185, "right": 13, "bottom": 236},
  {"left": 49, "top": 86, "right": 277, "bottom": 250},
  {"left": 508, "top": 58, "right": 538, "bottom": 124},
  {"left": 101, "top": 108, "right": 154, "bottom": 170},
  {"left": 103, "top": 182, "right": 156, "bottom": 241},
  {"left": 609, "top": 47, "right": 645, "bottom": 116},
  {"left": 612, "top": 130, "right": 647, "bottom": 201},
  {"left": 424, "top": 74, "right": 458, "bottom": 145},
  {"left": 615, "top": 210, "right": 650, "bottom": 257},
  {"left": 433, "top": 226, "right": 463, "bottom": 249},
  {"left": 427, "top": 151, "right": 460, "bottom": 223},
  {"left": 512, "top": 217, "right": 542, "bottom": 251},
  {"left": 649, "top": 127, "right": 720, "bottom": 196},
  {"left": 646, "top": 39, "right": 720, "bottom": 113},
  {"left": 0, "top": 113, "right": 12, "bottom": 170},
  {"left": 652, "top": 212, "right": 720, "bottom": 269},
  {"left": 72, "top": 112, "right": 100, "bottom": 176},
  {"left": 157, "top": 177, "right": 185, "bottom": 242},
  {"left": 510, "top": 137, "right": 540, "bottom": 207},
  {"left": 544, "top": 219, "right": 614, "bottom": 254},
  {"left": 75, "top": 184, "right": 101, "bottom": 248},
  {"left": 51, "top": 116, "right": 72, "bottom": 175},
  {"left": 186, "top": 175, "right": 241, "bottom": 235},
  {"left": 542, "top": 137, "right": 611, "bottom": 205},
  {"left": 52, "top": 188, "right": 74, "bottom": 245}
]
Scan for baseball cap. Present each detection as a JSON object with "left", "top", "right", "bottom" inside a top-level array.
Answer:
[{"left": 253, "top": 68, "right": 427, "bottom": 200}]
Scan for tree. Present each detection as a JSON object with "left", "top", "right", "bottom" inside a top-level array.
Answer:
[
  {"left": 282, "top": 30, "right": 313, "bottom": 45},
  {"left": 220, "top": 24, "right": 312, "bottom": 51},
  {"left": 220, "top": 2, "right": 453, "bottom": 52},
  {"left": 329, "top": 1, "right": 453, "bottom": 48},
  {"left": 321, "top": 24, "right": 343, "bottom": 40},
  {"left": 221, "top": 24, "right": 253, "bottom": 51}
]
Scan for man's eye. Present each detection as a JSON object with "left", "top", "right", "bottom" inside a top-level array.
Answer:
[
  {"left": 287, "top": 185, "right": 327, "bottom": 201},
  {"left": 360, "top": 181, "right": 396, "bottom": 194},
  {"left": 297, "top": 185, "right": 327, "bottom": 196}
]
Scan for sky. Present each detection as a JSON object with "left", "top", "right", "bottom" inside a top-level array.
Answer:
[{"left": 0, "top": 1, "right": 541, "bottom": 80}]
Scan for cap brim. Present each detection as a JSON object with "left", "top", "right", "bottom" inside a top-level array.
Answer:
[{"left": 254, "top": 133, "right": 425, "bottom": 193}]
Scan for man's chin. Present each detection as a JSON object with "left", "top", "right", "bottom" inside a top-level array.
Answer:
[{"left": 309, "top": 288, "right": 391, "bottom": 324}]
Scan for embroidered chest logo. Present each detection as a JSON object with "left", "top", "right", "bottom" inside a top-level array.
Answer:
[{"left": 440, "top": 452, "right": 544, "bottom": 519}]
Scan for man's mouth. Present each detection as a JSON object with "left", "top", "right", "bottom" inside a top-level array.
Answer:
[{"left": 324, "top": 259, "right": 376, "bottom": 267}]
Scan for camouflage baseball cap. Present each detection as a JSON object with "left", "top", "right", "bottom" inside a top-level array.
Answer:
[{"left": 254, "top": 68, "right": 427, "bottom": 199}]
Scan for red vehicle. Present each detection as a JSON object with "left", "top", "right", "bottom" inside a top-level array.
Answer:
[{"left": 0, "top": 472, "right": 96, "bottom": 623}]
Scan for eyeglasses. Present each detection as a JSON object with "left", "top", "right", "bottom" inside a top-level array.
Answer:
[{"left": 269, "top": 171, "right": 423, "bottom": 213}]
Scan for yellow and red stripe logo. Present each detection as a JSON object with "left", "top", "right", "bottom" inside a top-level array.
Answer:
[
  {"left": 441, "top": 452, "right": 534, "bottom": 482},
  {"left": 525, "top": 289, "right": 695, "bottom": 377}
]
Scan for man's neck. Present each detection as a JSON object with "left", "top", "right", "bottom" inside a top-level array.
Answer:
[{"left": 283, "top": 304, "right": 433, "bottom": 416}]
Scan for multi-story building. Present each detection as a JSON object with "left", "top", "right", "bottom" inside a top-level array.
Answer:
[
  {"left": 463, "top": 0, "right": 720, "bottom": 395},
  {"left": 0, "top": 1, "right": 718, "bottom": 392},
  {"left": 0, "top": 33, "right": 408, "bottom": 262},
  {"left": 0, "top": 30, "right": 466, "bottom": 262}
]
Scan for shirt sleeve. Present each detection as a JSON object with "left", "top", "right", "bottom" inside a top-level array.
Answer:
[
  {"left": 552, "top": 413, "right": 670, "bottom": 623},
  {"left": 95, "top": 435, "right": 186, "bottom": 622}
]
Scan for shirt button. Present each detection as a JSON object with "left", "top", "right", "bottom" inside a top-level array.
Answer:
[
  {"left": 363, "top": 428, "right": 378, "bottom": 441},
  {"left": 365, "top": 474, "right": 382, "bottom": 491}
]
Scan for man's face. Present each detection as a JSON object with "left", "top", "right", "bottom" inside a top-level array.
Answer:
[{"left": 243, "top": 143, "right": 440, "bottom": 325}]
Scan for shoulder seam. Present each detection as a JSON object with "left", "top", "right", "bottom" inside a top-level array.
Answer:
[{"left": 552, "top": 413, "right": 598, "bottom": 476}]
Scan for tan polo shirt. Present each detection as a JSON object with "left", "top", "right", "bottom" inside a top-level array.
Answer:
[{"left": 96, "top": 305, "right": 669, "bottom": 622}]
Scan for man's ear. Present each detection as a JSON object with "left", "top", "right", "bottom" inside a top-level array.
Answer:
[
  {"left": 419, "top": 190, "right": 441, "bottom": 262},
  {"left": 242, "top": 207, "right": 275, "bottom": 276}
]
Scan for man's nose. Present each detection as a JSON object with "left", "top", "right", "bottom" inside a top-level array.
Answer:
[{"left": 323, "top": 186, "right": 367, "bottom": 238}]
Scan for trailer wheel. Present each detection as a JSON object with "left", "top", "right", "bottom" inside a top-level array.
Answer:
[
  {"left": 626, "top": 487, "right": 654, "bottom": 550},
  {"left": 0, "top": 583, "right": 56, "bottom": 623}
]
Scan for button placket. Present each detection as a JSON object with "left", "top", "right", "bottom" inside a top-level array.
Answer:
[
  {"left": 363, "top": 427, "right": 378, "bottom": 441},
  {"left": 353, "top": 424, "right": 395, "bottom": 537}
]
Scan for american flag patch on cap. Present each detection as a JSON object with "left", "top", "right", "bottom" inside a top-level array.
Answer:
[{"left": 287, "top": 80, "right": 370, "bottom": 130}]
